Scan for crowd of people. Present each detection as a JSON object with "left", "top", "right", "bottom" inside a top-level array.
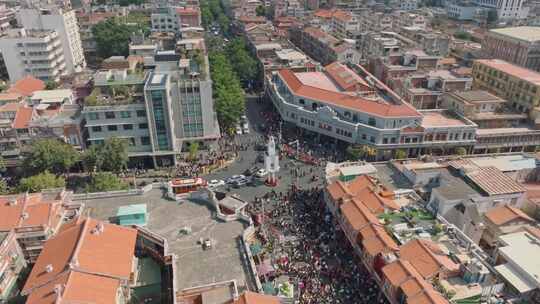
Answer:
[{"left": 248, "top": 187, "right": 387, "bottom": 304}]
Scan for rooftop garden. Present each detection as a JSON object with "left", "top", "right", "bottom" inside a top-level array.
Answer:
[{"left": 84, "top": 85, "right": 144, "bottom": 106}]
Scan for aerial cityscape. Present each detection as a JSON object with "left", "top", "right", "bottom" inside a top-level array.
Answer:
[{"left": 0, "top": 0, "right": 539, "bottom": 303}]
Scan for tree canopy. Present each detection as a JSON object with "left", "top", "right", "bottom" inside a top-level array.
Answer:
[
  {"left": 82, "top": 138, "right": 129, "bottom": 173},
  {"left": 18, "top": 171, "right": 66, "bottom": 193},
  {"left": 23, "top": 139, "right": 79, "bottom": 175},
  {"left": 92, "top": 19, "right": 144, "bottom": 59},
  {"left": 86, "top": 172, "right": 128, "bottom": 192},
  {"left": 226, "top": 38, "right": 259, "bottom": 87},
  {"left": 209, "top": 52, "right": 245, "bottom": 132}
]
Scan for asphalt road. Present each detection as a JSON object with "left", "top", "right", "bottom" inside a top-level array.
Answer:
[{"left": 203, "top": 98, "right": 326, "bottom": 202}]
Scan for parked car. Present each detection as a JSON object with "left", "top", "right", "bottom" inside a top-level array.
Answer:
[
  {"left": 242, "top": 122, "right": 249, "bottom": 134},
  {"left": 233, "top": 176, "right": 251, "bottom": 187},
  {"left": 255, "top": 169, "right": 268, "bottom": 178},
  {"left": 254, "top": 144, "right": 266, "bottom": 151},
  {"left": 235, "top": 125, "right": 242, "bottom": 135},
  {"left": 244, "top": 166, "right": 259, "bottom": 176},
  {"left": 226, "top": 175, "right": 245, "bottom": 184},
  {"left": 256, "top": 153, "right": 265, "bottom": 163},
  {"left": 208, "top": 179, "right": 225, "bottom": 188}
]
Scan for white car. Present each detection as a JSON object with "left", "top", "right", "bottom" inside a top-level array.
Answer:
[
  {"left": 235, "top": 125, "right": 242, "bottom": 135},
  {"left": 208, "top": 179, "right": 225, "bottom": 188},
  {"left": 242, "top": 122, "right": 249, "bottom": 134},
  {"left": 255, "top": 169, "right": 268, "bottom": 178}
]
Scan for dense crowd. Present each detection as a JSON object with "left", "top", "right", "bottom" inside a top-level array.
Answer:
[{"left": 248, "top": 187, "right": 387, "bottom": 304}]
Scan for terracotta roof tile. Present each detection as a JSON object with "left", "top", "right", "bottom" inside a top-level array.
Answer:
[
  {"left": 476, "top": 59, "right": 540, "bottom": 86},
  {"left": 332, "top": 10, "right": 353, "bottom": 22},
  {"left": 325, "top": 62, "right": 371, "bottom": 92},
  {"left": 382, "top": 259, "right": 448, "bottom": 304},
  {"left": 340, "top": 200, "right": 379, "bottom": 231},
  {"left": 7, "top": 76, "right": 45, "bottom": 97},
  {"left": 278, "top": 69, "right": 421, "bottom": 118},
  {"left": 485, "top": 205, "right": 534, "bottom": 226},
  {"left": 23, "top": 217, "right": 137, "bottom": 301},
  {"left": 361, "top": 223, "right": 399, "bottom": 256},
  {"left": 399, "top": 239, "right": 459, "bottom": 279},
  {"left": 0, "top": 193, "right": 62, "bottom": 231},
  {"left": 12, "top": 106, "right": 33, "bottom": 129}
]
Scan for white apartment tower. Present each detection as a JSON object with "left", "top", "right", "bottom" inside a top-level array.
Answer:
[
  {"left": 473, "top": 0, "right": 528, "bottom": 21},
  {"left": 0, "top": 28, "right": 66, "bottom": 82},
  {"left": 16, "top": 7, "right": 86, "bottom": 75}
]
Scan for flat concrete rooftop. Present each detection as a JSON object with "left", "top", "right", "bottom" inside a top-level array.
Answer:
[{"left": 82, "top": 188, "right": 251, "bottom": 292}]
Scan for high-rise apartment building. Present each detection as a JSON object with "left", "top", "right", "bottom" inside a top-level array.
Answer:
[
  {"left": 83, "top": 49, "right": 220, "bottom": 167},
  {"left": 16, "top": 7, "right": 86, "bottom": 75},
  {"left": 0, "top": 29, "right": 66, "bottom": 82}
]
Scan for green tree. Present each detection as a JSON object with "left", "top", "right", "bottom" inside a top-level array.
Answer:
[
  {"left": 188, "top": 142, "right": 199, "bottom": 160},
  {"left": 81, "top": 145, "right": 103, "bottom": 173},
  {"left": 24, "top": 139, "right": 79, "bottom": 175},
  {"left": 256, "top": 5, "right": 266, "bottom": 16},
  {"left": 454, "top": 31, "right": 472, "bottom": 40},
  {"left": 92, "top": 19, "right": 142, "bottom": 58},
  {"left": 45, "top": 80, "right": 58, "bottom": 90},
  {"left": 0, "top": 155, "right": 6, "bottom": 173},
  {"left": 455, "top": 147, "right": 467, "bottom": 156},
  {"left": 18, "top": 171, "right": 65, "bottom": 193},
  {"left": 394, "top": 149, "right": 408, "bottom": 159},
  {"left": 0, "top": 179, "right": 10, "bottom": 195},
  {"left": 209, "top": 52, "right": 245, "bottom": 131},
  {"left": 99, "top": 138, "right": 129, "bottom": 173},
  {"left": 346, "top": 146, "right": 363, "bottom": 160},
  {"left": 226, "top": 38, "right": 259, "bottom": 86},
  {"left": 86, "top": 172, "right": 128, "bottom": 192}
]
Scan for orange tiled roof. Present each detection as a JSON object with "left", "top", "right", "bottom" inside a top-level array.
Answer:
[
  {"left": 340, "top": 200, "right": 379, "bottom": 231},
  {"left": 484, "top": 205, "right": 534, "bottom": 226},
  {"left": 0, "top": 92, "right": 22, "bottom": 101},
  {"left": 475, "top": 59, "right": 540, "bottom": 85},
  {"left": 12, "top": 106, "right": 33, "bottom": 129},
  {"left": 360, "top": 223, "right": 399, "bottom": 256},
  {"left": 314, "top": 9, "right": 335, "bottom": 19},
  {"left": 382, "top": 259, "right": 448, "bottom": 304},
  {"left": 0, "top": 193, "right": 62, "bottom": 231},
  {"left": 332, "top": 10, "right": 353, "bottom": 22},
  {"left": 23, "top": 217, "right": 137, "bottom": 303},
  {"left": 352, "top": 188, "right": 399, "bottom": 215},
  {"left": 399, "top": 239, "right": 459, "bottom": 279},
  {"left": 325, "top": 62, "right": 371, "bottom": 92},
  {"left": 278, "top": 69, "right": 421, "bottom": 118},
  {"left": 7, "top": 75, "right": 45, "bottom": 97}
]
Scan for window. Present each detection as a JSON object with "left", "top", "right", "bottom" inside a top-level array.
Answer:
[
  {"left": 120, "top": 111, "right": 131, "bottom": 118},
  {"left": 107, "top": 125, "right": 118, "bottom": 131},
  {"left": 88, "top": 113, "right": 99, "bottom": 120},
  {"left": 136, "top": 110, "right": 146, "bottom": 117},
  {"left": 105, "top": 112, "right": 115, "bottom": 119},
  {"left": 299, "top": 99, "right": 305, "bottom": 105},
  {"left": 123, "top": 124, "right": 133, "bottom": 130},
  {"left": 91, "top": 126, "right": 102, "bottom": 132},
  {"left": 139, "top": 123, "right": 148, "bottom": 129},
  {"left": 368, "top": 117, "right": 376, "bottom": 126},
  {"left": 141, "top": 136, "right": 151, "bottom": 145}
]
